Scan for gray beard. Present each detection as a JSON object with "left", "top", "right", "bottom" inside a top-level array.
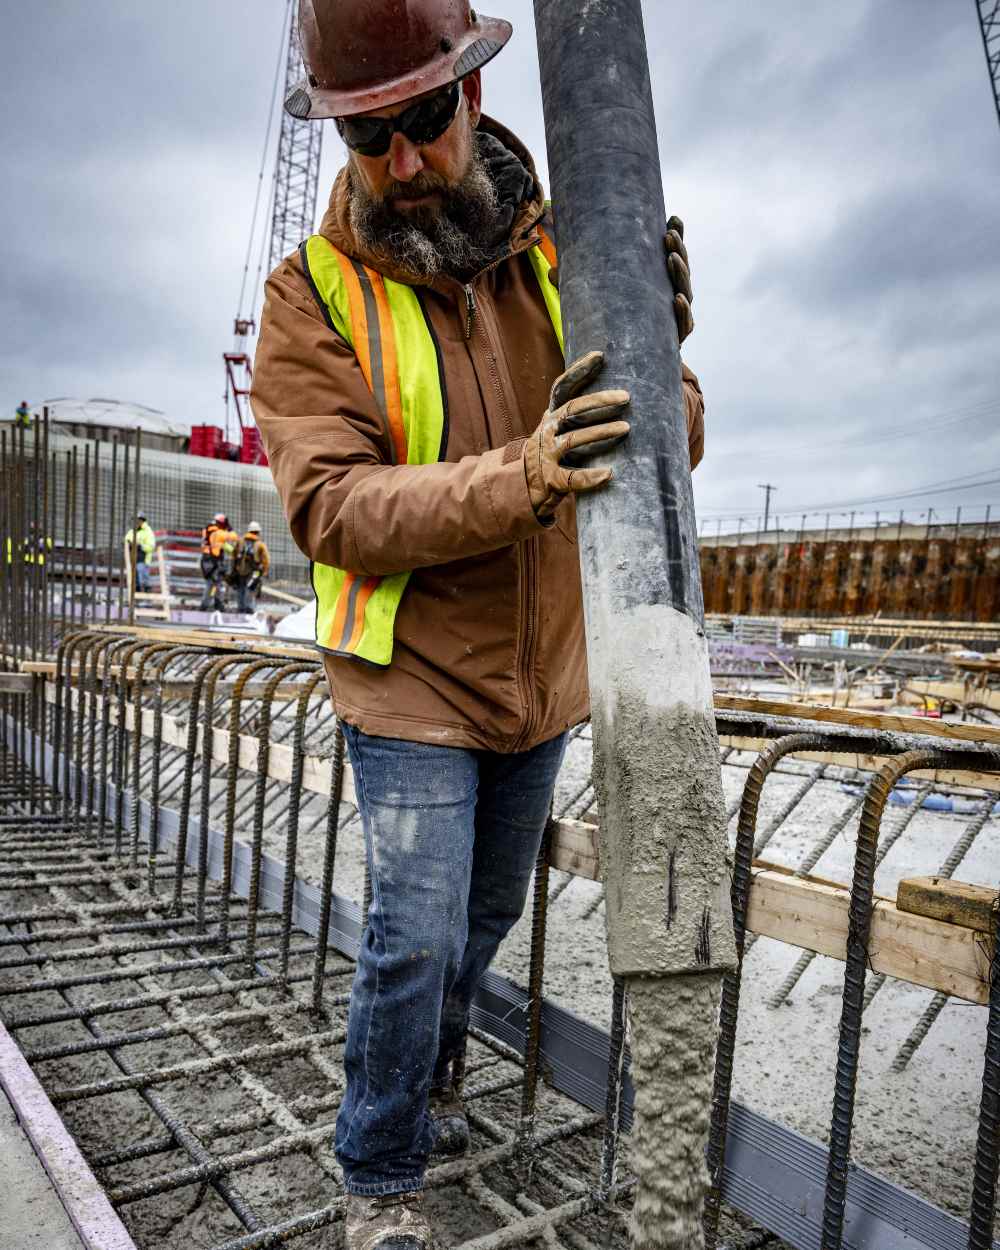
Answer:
[{"left": 348, "top": 149, "right": 502, "bottom": 282}]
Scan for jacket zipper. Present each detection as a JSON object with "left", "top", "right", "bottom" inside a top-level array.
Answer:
[
  {"left": 513, "top": 537, "right": 538, "bottom": 750},
  {"left": 463, "top": 284, "right": 476, "bottom": 339},
  {"left": 463, "top": 279, "right": 515, "bottom": 445},
  {"left": 458, "top": 257, "right": 537, "bottom": 742}
]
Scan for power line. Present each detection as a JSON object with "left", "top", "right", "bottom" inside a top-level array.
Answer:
[{"left": 700, "top": 464, "right": 1000, "bottom": 519}]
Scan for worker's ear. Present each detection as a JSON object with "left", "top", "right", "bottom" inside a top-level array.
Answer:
[{"left": 462, "top": 70, "right": 482, "bottom": 128}]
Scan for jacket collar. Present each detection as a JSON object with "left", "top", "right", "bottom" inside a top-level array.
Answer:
[{"left": 317, "top": 115, "right": 548, "bottom": 288}]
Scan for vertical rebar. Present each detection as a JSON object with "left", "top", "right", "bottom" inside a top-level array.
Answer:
[
  {"left": 128, "top": 429, "right": 141, "bottom": 626},
  {"left": 130, "top": 643, "right": 174, "bottom": 869},
  {"left": 195, "top": 655, "right": 260, "bottom": 931},
  {"left": 147, "top": 647, "right": 202, "bottom": 893},
  {"left": 220, "top": 659, "right": 282, "bottom": 947},
  {"left": 821, "top": 749, "right": 944, "bottom": 1250},
  {"left": 117, "top": 437, "right": 130, "bottom": 622},
  {"left": 966, "top": 892, "right": 999, "bottom": 1250},
  {"left": 243, "top": 662, "right": 316, "bottom": 969},
  {"left": 312, "top": 723, "right": 346, "bottom": 1012},
  {"left": 173, "top": 653, "right": 218, "bottom": 914},
  {"left": 279, "top": 671, "right": 326, "bottom": 981},
  {"left": 518, "top": 817, "right": 553, "bottom": 1152},
  {"left": 599, "top": 976, "right": 629, "bottom": 1204},
  {"left": 704, "top": 733, "right": 826, "bottom": 1249},
  {"left": 106, "top": 436, "right": 118, "bottom": 622}
]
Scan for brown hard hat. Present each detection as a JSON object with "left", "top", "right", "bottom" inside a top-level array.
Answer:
[{"left": 286, "top": 0, "right": 512, "bottom": 120}]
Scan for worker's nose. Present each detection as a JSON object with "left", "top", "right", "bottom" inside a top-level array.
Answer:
[{"left": 386, "top": 133, "right": 424, "bottom": 184}]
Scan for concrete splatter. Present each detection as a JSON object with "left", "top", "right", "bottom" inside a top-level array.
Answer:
[{"left": 626, "top": 973, "right": 721, "bottom": 1250}]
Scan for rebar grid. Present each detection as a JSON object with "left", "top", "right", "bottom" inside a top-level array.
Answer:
[
  {"left": 0, "top": 732, "right": 634, "bottom": 1250},
  {"left": 3, "top": 632, "right": 1000, "bottom": 1250}
]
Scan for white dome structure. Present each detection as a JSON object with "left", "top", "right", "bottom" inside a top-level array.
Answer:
[
  {"left": 29, "top": 397, "right": 191, "bottom": 453},
  {"left": 42, "top": 397, "right": 189, "bottom": 438}
]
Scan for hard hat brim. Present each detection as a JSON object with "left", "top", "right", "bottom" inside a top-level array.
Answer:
[{"left": 285, "top": 15, "right": 512, "bottom": 121}]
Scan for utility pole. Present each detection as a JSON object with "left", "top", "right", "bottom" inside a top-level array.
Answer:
[
  {"left": 534, "top": 4, "right": 736, "bottom": 1247},
  {"left": 758, "top": 482, "right": 777, "bottom": 533}
]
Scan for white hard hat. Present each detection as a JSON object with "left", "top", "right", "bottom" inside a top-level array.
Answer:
[{"left": 247, "top": 522, "right": 261, "bottom": 533}]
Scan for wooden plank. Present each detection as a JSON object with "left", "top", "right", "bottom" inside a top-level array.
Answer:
[
  {"left": 44, "top": 685, "right": 990, "bottom": 1001},
  {"left": 713, "top": 692, "right": 1000, "bottom": 748},
  {"left": 544, "top": 812, "right": 990, "bottom": 1002},
  {"left": 745, "top": 867, "right": 990, "bottom": 1004},
  {"left": 258, "top": 586, "right": 309, "bottom": 606},
  {"left": 88, "top": 623, "right": 317, "bottom": 662},
  {"left": 48, "top": 685, "right": 352, "bottom": 805},
  {"left": 897, "top": 877, "right": 997, "bottom": 934},
  {"left": 951, "top": 656, "right": 1000, "bottom": 674},
  {"left": 24, "top": 661, "right": 317, "bottom": 702},
  {"left": 717, "top": 734, "right": 1000, "bottom": 792},
  {"left": 548, "top": 818, "right": 600, "bottom": 878},
  {"left": 0, "top": 673, "right": 33, "bottom": 694},
  {"left": 903, "top": 679, "right": 1000, "bottom": 714}
]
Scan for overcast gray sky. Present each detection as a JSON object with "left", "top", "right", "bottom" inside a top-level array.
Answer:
[{"left": 3, "top": 1, "right": 999, "bottom": 531}]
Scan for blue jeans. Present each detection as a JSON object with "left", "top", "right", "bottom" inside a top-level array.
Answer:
[
  {"left": 335, "top": 725, "right": 568, "bottom": 1195},
  {"left": 235, "top": 577, "right": 256, "bottom": 612},
  {"left": 135, "top": 562, "right": 151, "bottom": 592}
]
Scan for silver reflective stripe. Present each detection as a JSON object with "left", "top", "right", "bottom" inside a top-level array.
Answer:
[
  {"left": 348, "top": 258, "right": 394, "bottom": 465},
  {"left": 337, "top": 576, "right": 363, "bottom": 652}
]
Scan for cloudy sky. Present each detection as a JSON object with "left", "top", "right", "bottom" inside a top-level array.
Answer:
[{"left": 4, "top": 1, "right": 999, "bottom": 531}]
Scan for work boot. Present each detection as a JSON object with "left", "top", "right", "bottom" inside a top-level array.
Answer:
[
  {"left": 428, "top": 1082, "right": 470, "bottom": 1157},
  {"left": 344, "top": 1191, "right": 433, "bottom": 1250}
]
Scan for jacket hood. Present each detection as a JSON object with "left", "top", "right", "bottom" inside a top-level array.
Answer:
[{"left": 317, "top": 115, "right": 547, "bottom": 286}]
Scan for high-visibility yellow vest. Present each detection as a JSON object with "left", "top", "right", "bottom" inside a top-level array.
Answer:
[
  {"left": 5, "top": 536, "right": 52, "bottom": 564},
  {"left": 301, "top": 219, "right": 563, "bottom": 667},
  {"left": 125, "top": 523, "right": 156, "bottom": 560}
]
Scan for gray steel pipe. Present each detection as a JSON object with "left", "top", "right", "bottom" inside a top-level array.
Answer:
[
  {"left": 533, "top": 0, "right": 734, "bottom": 982},
  {"left": 533, "top": 3, "right": 736, "bottom": 1245}
]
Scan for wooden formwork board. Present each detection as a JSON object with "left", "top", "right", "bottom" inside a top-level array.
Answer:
[{"left": 46, "top": 682, "right": 996, "bottom": 1006}]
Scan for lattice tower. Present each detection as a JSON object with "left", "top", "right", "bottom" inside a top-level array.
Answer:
[
  {"left": 269, "top": 0, "right": 324, "bottom": 270},
  {"left": 977, "top": 0, "right": 1000, "bottom": 132}
]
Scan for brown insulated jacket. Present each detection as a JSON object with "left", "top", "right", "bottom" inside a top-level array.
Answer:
[{"left": 251, "top": 118, "right": 705, "bottom": 752}]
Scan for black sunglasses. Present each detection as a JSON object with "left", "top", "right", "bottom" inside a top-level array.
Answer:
[{"left": 336, "top": 81, "right": 462, "bottom": 157}]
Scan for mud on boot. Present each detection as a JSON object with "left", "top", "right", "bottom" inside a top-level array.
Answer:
[
  {"left": 344, "top": 1190, "right": 433, "bottom": 1250},
  {"left": 428, "top": 1082, "right": 470, "bottom": 1157}
]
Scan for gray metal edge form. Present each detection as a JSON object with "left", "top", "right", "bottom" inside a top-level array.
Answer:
[{"left": 5, "top": 715, "right": 995, "bottom": 1250}]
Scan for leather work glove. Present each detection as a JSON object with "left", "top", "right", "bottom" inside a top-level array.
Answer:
[
  {"left": 523, "top": 351, "right": 630, "bottom": 520},
  {"left": 664, "top": 214, "right": 694, "bottom": 344}
]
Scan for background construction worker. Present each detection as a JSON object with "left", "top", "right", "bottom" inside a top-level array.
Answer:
[
  {"left": 13, "top": 401, "right": 31, "bottom": 428},
  {"left": 251, "top": 4, "right": 702, "bottom": 1246},
  {"left": 234, "top": 521, "right": 270, "bottom": 613},
  {"left": 124, "top": 511, "right": 156, "bottom": 593},
  {"left": 199, "top": 512, "right": 238, "bottom": 611}
]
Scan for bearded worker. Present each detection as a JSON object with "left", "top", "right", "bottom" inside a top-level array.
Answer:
[{"left": 252, "top": 4, "right": 704, "bottom": 1246}]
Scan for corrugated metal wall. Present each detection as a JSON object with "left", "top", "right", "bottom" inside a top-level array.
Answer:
[{"left": 699, "top": 533, "right": 1000, "bottom": 621}]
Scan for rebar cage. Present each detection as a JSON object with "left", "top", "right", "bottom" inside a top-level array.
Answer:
[{"left": 0, "top": 627, "right": 998, "bottom": 1250}]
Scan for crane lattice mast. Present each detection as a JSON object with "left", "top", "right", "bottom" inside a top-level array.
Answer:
[
  {"left": 976, "top": 0, "right": 1000, "bottom": 132},
  {"left": 225, "top": 0, "right": 324, "bottom": 457},
  {"left": 270, "top": 0, "right": 324, "bottom": 270}
]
